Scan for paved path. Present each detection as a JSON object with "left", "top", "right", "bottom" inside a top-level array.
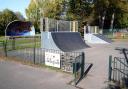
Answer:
[
  {"left": 0, "top": 60, "right": 77, "bottom": 89},
  {"left": 78, "top": 41, "right": 128, "bottom": 89}
]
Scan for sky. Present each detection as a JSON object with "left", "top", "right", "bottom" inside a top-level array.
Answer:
[{"left": 0, "top": 0, "right": 30, "bottom": 18}]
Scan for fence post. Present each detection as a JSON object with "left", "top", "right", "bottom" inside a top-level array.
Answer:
[
  {"left": 33, "top": 36, "right": 36, "bottom": 64},
  {"left": 11, "top": 37, "right": 15, "bottom": 50},
  {"left": 122, "top": 48, "right": 128, "bottom": 64},
  {"left": 3, "top": 40, "right": 7, "bottom": 57},
  {"left": 108, "top": 55, "right": 112, "bottom": 81},
  {"left": 81, "top": 52, "right": 85, "bottom": 78},
  {"left": 74, "top": 58, "right": 77, "bottom": 86}
]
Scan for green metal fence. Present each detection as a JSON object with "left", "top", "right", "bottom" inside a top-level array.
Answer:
[
  {"left": 0, "top": 36, "right": 91, "bottom": 86},
  {"left": 109, "top": 48, "right": 128, "bottom": 88},
  {"left": 103, "top": 29, "right": 128, "bottom": 39},
  {"left": 0, "top": 41, "right": 7, "bottom": 57},
  {"left": 6, "top": 47, "right": 86, "bottom": 85},
  {"left": 73, "top": 52, "right": 85, "bottom": 85},
  {"left": 109, "top": 56, "right": 128, "bottom": 81}
]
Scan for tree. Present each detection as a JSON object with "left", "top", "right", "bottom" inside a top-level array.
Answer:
[
  {"left": 68, "top": 0, "right": 94, "bottom": 20},
  {"left": 39, "top": 0, "right": 63, "bottom": 19},
  {"left": 26, "top": 0, "right": 64, "bottom": 33},
  {"left": 26, "top": 0, "right": 128, "bottom": 32},
  {"left": 114, "top": 0, "right": 128, "bottom": 28},
  {"left": 67, "top": 0, "right": 94, "bottom": 33},
  {"left": 93, "top": 0, "right": 128, "bottom": 29},
  {"left": 26, "top": 0, "right": 39, "bottom": 33},
  {"left": 0, "top": 9, "right": 19, "bottom": 35}
]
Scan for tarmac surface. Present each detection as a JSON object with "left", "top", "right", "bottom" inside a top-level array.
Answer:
[
  {"left": 78, "top": 41, "right": 128, "bottom": 89},
  {"left": 0, "top": 60, "right": 77, "bottom": 89},
  {"left": 0, "top": 41, "right": 128, "bottom": 89}
]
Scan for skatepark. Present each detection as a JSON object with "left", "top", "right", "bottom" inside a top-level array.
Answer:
[{"left": 0, "top": 18, "right": 128, "bottom": 89}]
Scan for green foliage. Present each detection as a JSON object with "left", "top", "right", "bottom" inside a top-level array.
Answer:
[
  {"left": 118, "top": 13, "right": 128, "bottom": 28},
  {"left": 26, "top": 0, "right": 128, "bottom": 30},
  {"left": 0, "top": 9, "right": 19, "bottom": 36},
  {"left": 26, "top": 0, "right": 64, "bottom": 32},
  {"left": 93, "top": 0, "right": 128, "bottom": 29},
  {"left": 67, "top": 0, "right": 94, "bottom": 33},
  {"left": 26, "top": 0, "right": 38, "bottom": 32},
  {"left": 68, "top": 0, "right": 94, "bottom": 21},
  {"left": 39, "top": 0, "right": 63, "bottom": 19}
]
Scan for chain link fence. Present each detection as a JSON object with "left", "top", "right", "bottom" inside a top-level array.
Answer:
[{"left": 40, "top": 18, "right": 78, "bottom": 32}]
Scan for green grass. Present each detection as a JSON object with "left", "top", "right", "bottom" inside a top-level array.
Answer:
[
  {"left": 0, "top": 36, "right": 5, "bottom": 41},
  {"left": 6, "top": 42, "right": 41, "bottom": 51},
  {"left": 0, "top": 36, "right": 41, "bottom": 50},
  {"left": 105, "top": 33, "right": 128, "bottom": 39}
]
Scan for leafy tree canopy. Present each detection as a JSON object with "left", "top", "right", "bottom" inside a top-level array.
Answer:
[
  {"left": 26, "top": 0, "right": 128, "bottom": 30},
  {"left": 26, "top": 0, "right": 64, "bottom": 32},
  {"left": 0, "top": 9, "right": 19, "bottom": 35}
]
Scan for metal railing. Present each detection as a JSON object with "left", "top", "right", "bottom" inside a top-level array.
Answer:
[
  {"left": 109, "top": 56, "right": 128, "bottom": 82},
  {"left": 103, "top": 29, "right": 128, "bottom": 39},
  {"left": 109, "top": 48, "right": 128, "bottom": 85}
]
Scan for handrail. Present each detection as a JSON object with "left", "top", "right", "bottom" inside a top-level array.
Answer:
[
  {"left": 113, "top": 68, "right": 128, "bottom": 77},
  {"left": 115, "top": 47, "right": 128, "bottom": 64},
  {"left": 115, "top": 47, "right": 128, "bottom": 51},
  {"left": 114, "top": 57, "right": 128, "bottom": 68}
]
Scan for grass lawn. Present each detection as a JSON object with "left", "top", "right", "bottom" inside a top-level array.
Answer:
[
  {"left": 0, "top": 36, "right": 41, "bottom": 50},
  {"left": 112, "top": 38, "right": 128, "bottom": 42},
  {"left": 0, "top": 36, "right": 5, "bottom": 41}
]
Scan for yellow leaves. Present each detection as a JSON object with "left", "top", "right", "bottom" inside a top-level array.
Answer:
[{"left": 118, "top": 1, "right": 128, "bottom": 12}]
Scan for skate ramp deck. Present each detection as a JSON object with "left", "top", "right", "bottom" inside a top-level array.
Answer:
[{"left": 51, "top": 32, "right": 89, "bottom": 52}]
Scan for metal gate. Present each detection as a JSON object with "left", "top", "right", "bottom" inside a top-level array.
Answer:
[{"left": 109, "top": 48, "right": 128, "bottom": 87}]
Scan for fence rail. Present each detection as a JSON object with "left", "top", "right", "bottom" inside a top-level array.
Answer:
[
  {"left": 103, "top": 29, "right": 128, "bottom": 39},
  {"left": 109, "top": 57, "right": 128, "bottom": 82},
  {"left": 109, "top": 48, "right": 128, "bottom": 87}
]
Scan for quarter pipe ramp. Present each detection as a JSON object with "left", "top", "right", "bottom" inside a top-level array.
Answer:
[{"left": 41, "top": 32, "right": 89, "bottom": 52}]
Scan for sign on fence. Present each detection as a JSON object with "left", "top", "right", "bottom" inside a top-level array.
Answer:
[{"left": 45, "top": 52, "right": 60, "bottom": 68}]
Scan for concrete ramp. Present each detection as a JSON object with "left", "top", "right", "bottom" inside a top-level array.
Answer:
[
  {"left": 41, "top": 32, "right": 89, "bottom": 52},
  {"left": 84, "top": 34, "right": 113, "bottom": 44}
]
